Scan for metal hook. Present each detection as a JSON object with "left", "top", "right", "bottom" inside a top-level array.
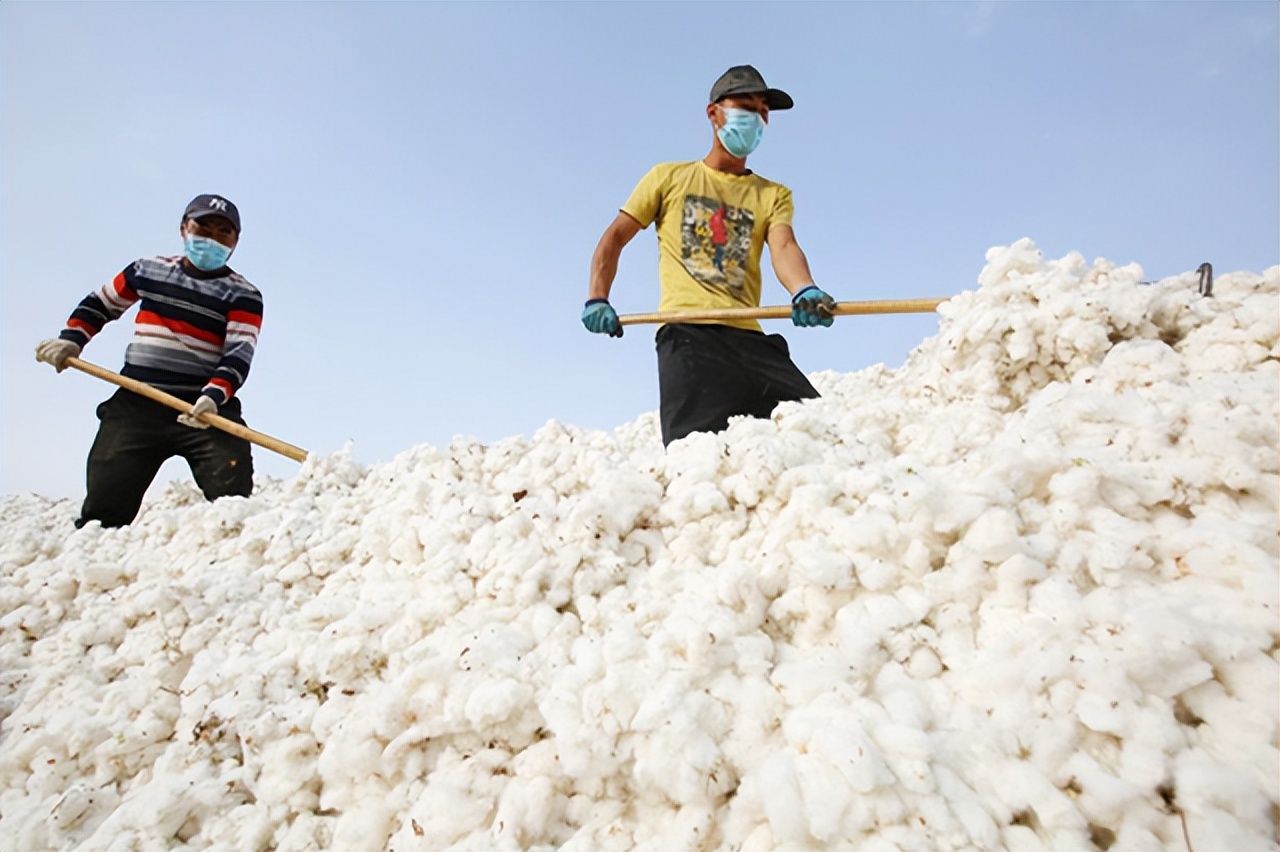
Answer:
[{"left": 1196, "top": 262, "right": 1213, "bottom": 297}]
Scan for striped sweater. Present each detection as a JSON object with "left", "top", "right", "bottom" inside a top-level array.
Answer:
[{"left": 59, "top": 256, "right": 263, "bottom": 405}]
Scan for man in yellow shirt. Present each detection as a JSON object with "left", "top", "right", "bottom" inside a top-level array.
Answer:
[{"left": 583, "top": 64, "right": 836, "bottom": 446}]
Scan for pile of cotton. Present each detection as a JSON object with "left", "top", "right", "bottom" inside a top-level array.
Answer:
[{"left": 2, "top": 239, "right": 1276, "bottom": 851}]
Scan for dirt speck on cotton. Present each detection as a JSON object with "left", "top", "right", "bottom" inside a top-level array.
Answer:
[{"left": 2, "top": 240, "right": 1276, "bottom": 851}]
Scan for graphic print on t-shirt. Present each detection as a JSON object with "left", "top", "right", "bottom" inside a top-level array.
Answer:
[{"left": 681, "top": 194, "right": 754, "bottom": 295}]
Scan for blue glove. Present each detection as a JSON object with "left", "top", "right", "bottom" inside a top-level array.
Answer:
[
  {"left": 791, "top": 285, "right": 836, "bottom": 328},
  {"left": 582, "top": 299, "right": 623, "bottom": 338}
]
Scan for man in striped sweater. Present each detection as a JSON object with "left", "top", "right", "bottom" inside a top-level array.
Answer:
[{"left": 35, "top": 194, "right": 264, "bottom": 528}]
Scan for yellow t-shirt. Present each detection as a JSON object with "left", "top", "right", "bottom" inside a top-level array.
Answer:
[{"left": 622, "top": 160, "right": 794, "bottom": 332}]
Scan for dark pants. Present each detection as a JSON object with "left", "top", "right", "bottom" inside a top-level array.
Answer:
[
  {"left": 656, "top": 323, "right": 819, "bottom": 446},
  {"left": 77, "top": 389, "right": 254, "bottom": 528}
]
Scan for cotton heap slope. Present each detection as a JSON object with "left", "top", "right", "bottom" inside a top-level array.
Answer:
[{"left": 2, "top": 240, "right": 1277, "bottom": 851}]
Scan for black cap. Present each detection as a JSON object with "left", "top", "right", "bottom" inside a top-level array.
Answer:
[
  {"left": 709, "top": 65, "right": 793, "bottom": 110},
  {"left": 183, "top": 194, "right": 241, "bottom": 232}
]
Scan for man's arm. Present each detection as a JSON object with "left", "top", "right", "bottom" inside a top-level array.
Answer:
[
  {"left": 36, "top": 266, "right": 141, "bottom": 371},
  {"left": 203, "top": 289, "right": 263, "bottom": 405},
  {"left": 766, "top": 224, "right": 816, "bottom": 296},
  {"left": 768, "top": 224, "right": 836, "bottom": 328},
  {"left": 588, "top": 212, "right": 644, "bottom": 301}
]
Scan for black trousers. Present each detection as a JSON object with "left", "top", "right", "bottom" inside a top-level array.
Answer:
[
  {"left": 77, "top": 389, "right": 254, "bottom": 528},
  {"left": 656, "top": 323, "right": 819, "bottom": 446}
]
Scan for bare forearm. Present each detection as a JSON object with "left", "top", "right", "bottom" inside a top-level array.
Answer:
[
  {"left": 774, "top": 243, "right": 816, "bottom": 295},
  {"left": 588, "top": 213, "right": 642, "bottom": 301},
  {"left": 589, "top": 236, "right": 623, "bottom": 300}
]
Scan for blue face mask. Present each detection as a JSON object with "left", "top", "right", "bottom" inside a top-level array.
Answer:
[
  {"left": 183, "top": 235, "right": 233, "bottom": 271},
  {"left": 717, "top": 107, "right": 765, "bottom": 158}
]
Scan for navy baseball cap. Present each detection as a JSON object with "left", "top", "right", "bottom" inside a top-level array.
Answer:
[
  {"left": 709, "top": 65, "right": 794, "bottom": 110},
  {"left": 183, "top": 194, "right": 241, "bottom": 232}
]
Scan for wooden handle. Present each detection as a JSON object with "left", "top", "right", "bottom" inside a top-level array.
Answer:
[
  {"left": 617, "top": 296, "right": 948, "bottom": 326},
  {"left": 65, "top": 356, "right": 309, "bottom": 462}
]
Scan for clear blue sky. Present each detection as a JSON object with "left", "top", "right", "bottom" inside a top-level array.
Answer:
[{"left": 3, "top": 1, "right": 1277, "bottom": 500}]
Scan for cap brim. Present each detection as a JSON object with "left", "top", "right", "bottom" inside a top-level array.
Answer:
[
  {"left": 766, "top": 88, "right": 794, "bottom": 110},
  {"left": 187, "top": 211, "right": 241, "bottom": 231},
  {"left": 713, "top": 85, "right": 795, "bottom": 110}
]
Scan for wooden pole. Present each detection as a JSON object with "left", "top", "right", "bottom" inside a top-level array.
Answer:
[
  {"left": 64, "top": 356, "right": 309, "bottom": 462},
  {"left": 617, "top": 296, "right": 948, "bottom": 326}
]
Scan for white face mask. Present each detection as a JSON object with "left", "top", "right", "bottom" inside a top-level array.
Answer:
[{"left": 717, "top": 107, "right": 765, "bottom": 157}]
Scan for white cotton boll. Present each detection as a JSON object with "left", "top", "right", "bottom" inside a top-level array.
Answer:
[
  {"left": 765, "top": 584, "right": 838, "bottom": 647},
  {"left": 491, "top": 775, "right": 563, "bottom": 847},
  {"left": 198, "top": 804, "right": 275, "bottom": 851},
  {"left": 628, "top": 669, "right": 692, "bottom": 733},
  {"left": 869, "top": 721, "right": 935, "bottom": 793},
  {"left": 270, "top": 812, "right": 334, "bottom": 849},
  {"left": 977, "top": 240, "right": 1044, "bottom": 291},
  {"left": 785, "top": 540, "right": 854, "bottom": 591},
  {"left": 1174, "top": 748, "right": 1275, "bottom": 848},
  {"left": 1099, "top": 339, "right": 1188, "bottom": 389},
  {"left": 1083, "top": 503, "right": 1154, "bottom": 558},
  {"left": 780, "top": 695, "right": 844, "bottom": 750},
  {"left": 316, "top": 729, "right": 385, "bottom": 811},
  {"left": 852, "top": 554, "right": 900, "bottom": 592},
  {"left": 246, "top": 731, "right": 321, "bottom": 811},
  {"left": 862, "top": 592, "right": 919, "bottom": 634},
  {"left": 924, "top": 554, "right": 992, "bottom": 615},
  {"left": 1116, "top": 612, "right": 1214, "bottom": 699},
  {"left": 905, "top": 646, "right": 943, "bottom": 680},
  {"left": 928, "top": 600, "right": 976, "bottom": 671},
  {"left": 1026, "top": 575, "right": 1085, "bottom": 633},
  {"left": 714, "top": 561, "right": 769, "bottom": 629},
  {"left": 75, "top": 562, "right": 133, "bottom": 593},
  {"left": 934, "top": 764, "right": 1001, "bottom": 848},
  {"left": 721, "top": 803, "right": 772, "bottom": 852},
  {"left": 1111, "top": 821, "right": 1165, "bottom": 851},
  {"left": 730, "top": 633, "right": 774, "bottom": 678},
  {"left": 1215, "top": 651, "right": 1280, "bottom": 735},
  {"left": 748, "top": 751, "right": 810, "bottom": 847},
  {"left": 711, "top": 674, "right": 783, "bottom": 775},
  {"left": 833, "top": 606, "right": 890, "bottom": 679},
  {"left": 568, "top": 468, "right": 663, "bottom": 540},
  {"left": 657, "top": 804, "right": 718, "bottom": 852},
  {"left": 797, "top": 716, "right": 893, "bottom": 795},
  {"left": 994, "top": 554, "right": 1047, "bottom": 608},
  {"left": 925, "top": 486, "right": 991, "bottom": 538},
  {"left": 48, "top": 782, "right": 95, "bottom": 830},
  {"left": 634, "top": 727, "right": 728, "bottom": 808},
  {"left": 1046, "top": 465, "right": 1099, "bottom": 510},
  {"left": 1177, "top": 676, "right": 1279, "bottom": 793},
  {"left": 558, "top": 799, "right": 631, "bottom": 852},
  {"left": 824, "top": 504, "right": 896, "bottom": 550},
  {"left": 898, "top": 538, "right": 935, "bottom": 578},
  {"left": 874, "top": 664, "right": 931, "bottom": 727},
  {"left": 1180, "top": 806, "right": 1273, "bottom": 852},
  {"left": 464, "top": 677, "right": 535, "bottom": 731},
  {"left": 978, "top": 757, "right": 1064, "bottom": 827},
  {"left": 329, "top": 799, "right": 393, "bottom": 852},
  {"left": 1060, "top": 751, "right": 1142, "bottom": 829},
  {"left": 789, "top": 752, "right": 852, "bottom": 842},
  {"left": 661, "top": 474, "right": 726, "bottom": 520},
  {"left": 1116, "top": 720, "right": 1178, "bottom": 791},
  {"left": 67, "top": 612, "right": 128, "bottom": 649}
]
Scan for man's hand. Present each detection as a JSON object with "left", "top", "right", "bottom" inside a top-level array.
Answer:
[
  {"left": 791, "top": 285, "right": 836, "bottom": 328},
  {"left": 582, "top": 299, "right": 623, "bottom": 338},
  {"left": 35, "top": 339, "right": 81, "bottom": 372},
  {"left": 177, "top": 395, "right": 217, "bottom": 429}
]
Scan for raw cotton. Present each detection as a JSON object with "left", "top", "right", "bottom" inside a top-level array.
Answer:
[{"left": 2, "top": 240, "right": 1277, "bottom": 850}]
